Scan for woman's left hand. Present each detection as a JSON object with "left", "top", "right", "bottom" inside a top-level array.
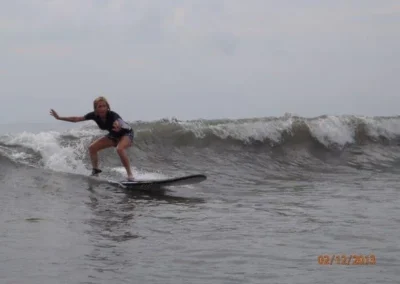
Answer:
[{"left": 112, "top": 120, "right": 121, "bottom": 132}]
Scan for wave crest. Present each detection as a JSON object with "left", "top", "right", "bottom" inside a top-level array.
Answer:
[
  {"left": 131, "top": 115, "right": 400, "bottom": 149},
  {"left": 1, "top": 114, "right": 400, "bottom": 172}
]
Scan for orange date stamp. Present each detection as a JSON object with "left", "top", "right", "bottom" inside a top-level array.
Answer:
[{"left": 318, "top": 254, "right": 376, "bottom": 265}]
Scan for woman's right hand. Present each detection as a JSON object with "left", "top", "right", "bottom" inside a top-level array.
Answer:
[{"left": 50, "top": 109, "right": 60, "bottom": 120}]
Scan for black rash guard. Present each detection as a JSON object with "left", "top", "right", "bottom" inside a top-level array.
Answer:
[{"left": 84, "top": 110, "right": 132, "bottom": 138}]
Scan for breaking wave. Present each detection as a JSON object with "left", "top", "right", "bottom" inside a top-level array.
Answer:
[
  {"left": 130, "top": 114, "right": 400, "bottom": 148},
  {"left": 1, "top": 114, "right": 400, "bottom": 175}
]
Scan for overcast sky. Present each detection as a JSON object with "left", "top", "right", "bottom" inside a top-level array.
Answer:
[{"left": 1, "top": 0, "right": 399, "bottom": 123}]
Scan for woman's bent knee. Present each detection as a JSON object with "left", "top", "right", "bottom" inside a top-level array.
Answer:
[
  {"left": 116, "top": 146, "right": 125, "bottom": 155},
  {"left": 89, "top": 143, "right": 97, "bottom": 154}
]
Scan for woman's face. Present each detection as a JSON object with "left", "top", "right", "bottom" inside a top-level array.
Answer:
[{"left": 95, "top": 100, "right": 108, "bottom": 117}]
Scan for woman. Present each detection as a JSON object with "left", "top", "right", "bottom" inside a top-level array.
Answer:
[{"left": 50, "top": 96, "right": 135, "bottom": 181}]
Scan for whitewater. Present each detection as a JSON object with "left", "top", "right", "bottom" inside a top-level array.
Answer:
[{"left": 1, "top": 114, "right": 399, "bottom": 284}]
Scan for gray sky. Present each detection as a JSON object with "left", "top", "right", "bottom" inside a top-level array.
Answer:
[{"left": 1, "top": 0, "right": 399, "bottom": 123}]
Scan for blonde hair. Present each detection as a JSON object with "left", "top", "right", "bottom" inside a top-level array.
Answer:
[{"left": 93, "top": 96, "right": 110, "bottom": 114}]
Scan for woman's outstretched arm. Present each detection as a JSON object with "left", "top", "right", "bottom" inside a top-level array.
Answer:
[{"left": 49, "top": 109, "right": 85, "bottom": 122}]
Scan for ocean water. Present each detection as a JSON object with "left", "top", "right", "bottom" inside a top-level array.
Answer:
[{"left": 0, "top": 114, "right": 399, "bottom": 283}]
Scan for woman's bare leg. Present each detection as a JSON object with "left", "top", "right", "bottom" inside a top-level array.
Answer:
[
  {"left": 116, "top": 135, "right": 134, "bottom": 179},
  {"left": 88, "top": 136, "right": 116, "bottom": 171}
]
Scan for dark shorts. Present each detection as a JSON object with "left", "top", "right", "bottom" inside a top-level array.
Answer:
[{"left": 106, "top": 130, "right": 134, "bottom": 145}]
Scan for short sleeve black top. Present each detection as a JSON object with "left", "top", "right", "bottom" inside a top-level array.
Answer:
[{"left": 84, "top": 110, "right": 132, "bottom": 137}]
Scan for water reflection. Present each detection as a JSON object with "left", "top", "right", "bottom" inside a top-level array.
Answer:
[
  {"left": 82, "top": 182, "right": 205, "bottom": 276},
  {"left": 85, "top": 178, "right": 206, "bottom": 204},
  {"left": 82, "top": 186, "right": 138, "bottom": 276}
]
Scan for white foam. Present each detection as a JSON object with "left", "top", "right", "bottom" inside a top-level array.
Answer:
[
  {"left": 1, "top": 130, "right": 89, "bottom": 174},
  {"left": 362, "top": 116, "right": 400, "bottom": 139},
  {"left": 110, "top": 166, "right": 168, "bottom": 180},
  {"left": 10, "top": 152, "right": 33, "bottom": 160},
  {"left": 0, "top": 145, "right": 32, "bottom": 166},
  {"left": 180, "top": 117, "right": 295, "bottom": 145},
  {"left": 306, "top": 116, "right": 355, "bottom": 147},
  {"left": 0, "top": 124, "right": 161, "bottom": 179}
]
